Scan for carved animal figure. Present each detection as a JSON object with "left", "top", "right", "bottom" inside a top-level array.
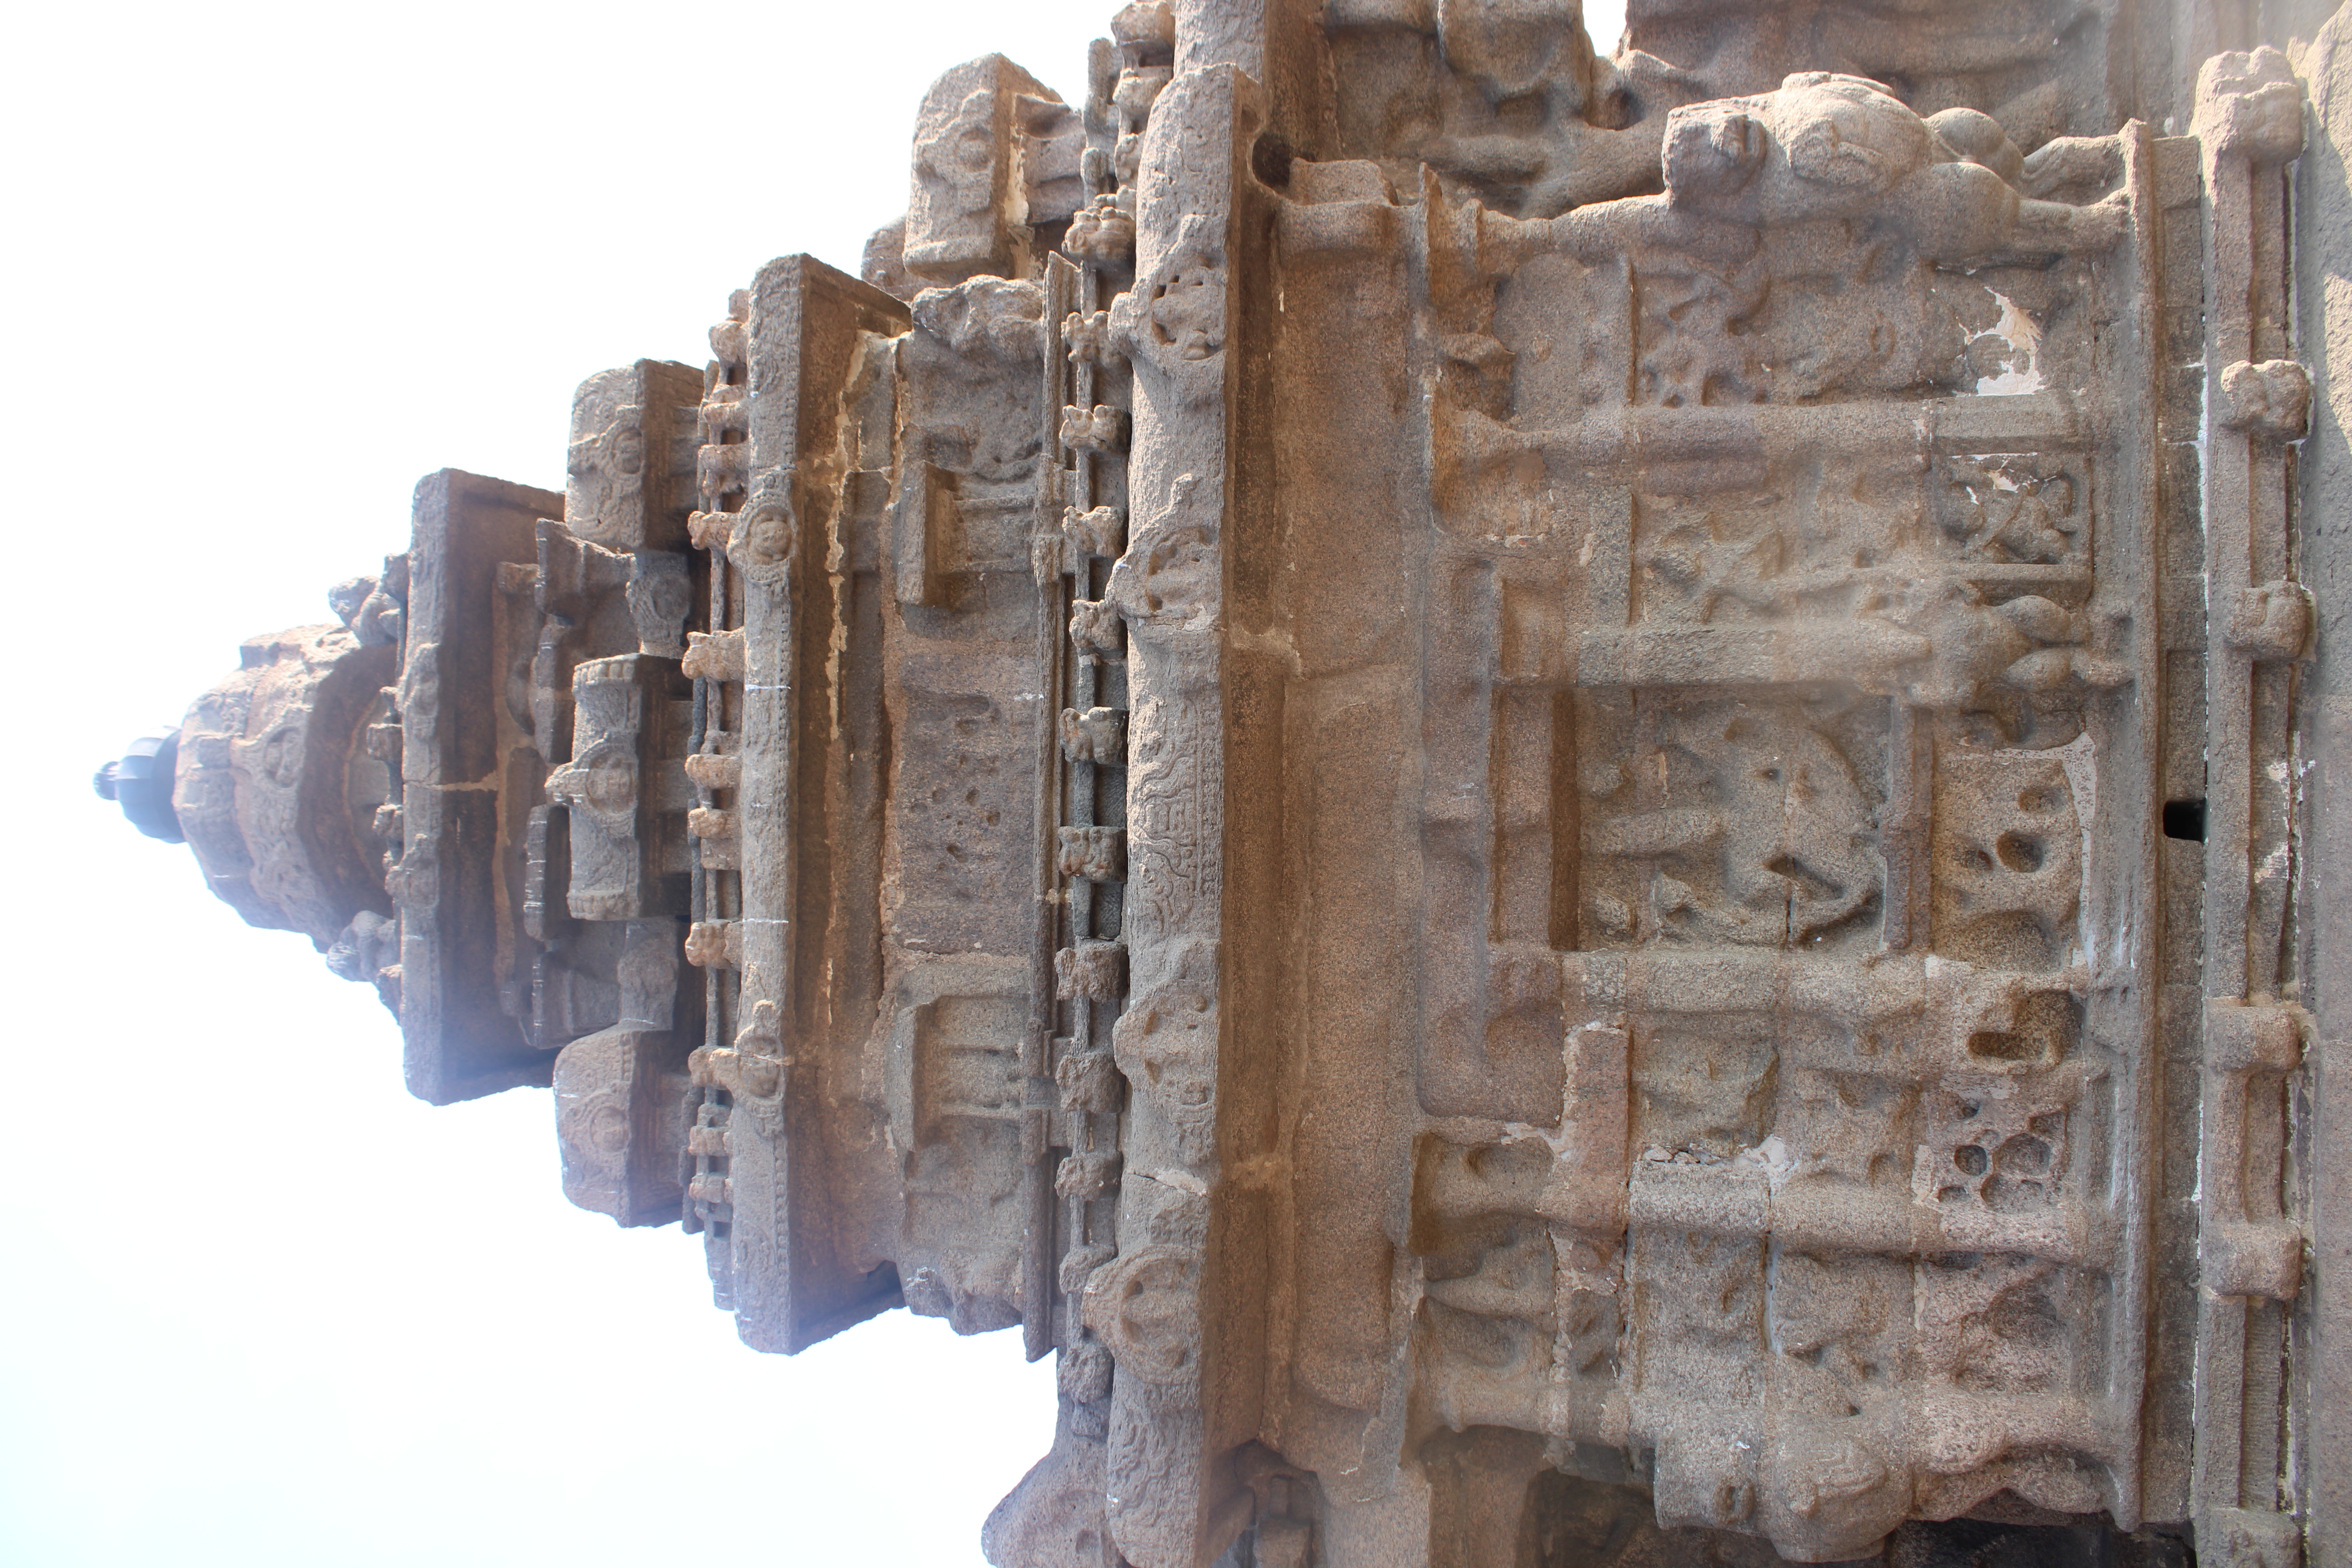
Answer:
[{"left": 1516, "top": 72, "right": 2128, "bottom": 267}]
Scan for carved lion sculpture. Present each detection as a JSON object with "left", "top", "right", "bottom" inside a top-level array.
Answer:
[
  {"left": 1658, "top": 73, "right": 2127, "bottom": 261},
  {"left": 1504, "top": 72, "right": 2130, "bottom": 269}
]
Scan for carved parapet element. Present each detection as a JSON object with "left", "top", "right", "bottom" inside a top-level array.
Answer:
[
  {"left": 397, "top": 472, "right": 577, "bottom": 1103},
  {"left": 551, "top": 922, "right": 690, "bottom": 1226},
  {"left": 701, "top": 254, "right": 912, "bottom": 1356},
  {"left": 906, "top": 56, "right": 1083, "bottom": 285},
  {"left": 131, "top": 458, "right": 712, "bottom": 1113},
  {"left": 565, "top": 360, "right": 703, "bottom": 551},
  {"left": 543, "top": 654, "right": 691, "bottom": 922}
]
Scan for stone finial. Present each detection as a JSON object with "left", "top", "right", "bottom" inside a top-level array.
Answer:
[{"left": 93, "top": 730, "right": 183, "bottom": 844}]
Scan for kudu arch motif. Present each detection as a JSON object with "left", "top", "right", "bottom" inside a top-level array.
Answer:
[{"left": 98, "top": 0, "right": 2352, "bottom": 1562}]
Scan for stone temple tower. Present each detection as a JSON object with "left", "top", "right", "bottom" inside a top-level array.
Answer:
[{"left": 98, "top": 1, "right": 2352, "bottom": 1563}]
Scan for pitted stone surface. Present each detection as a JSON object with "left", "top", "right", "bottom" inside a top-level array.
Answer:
[{"left": 100, "top": 2, "right": 2352, "bottom": 1564}]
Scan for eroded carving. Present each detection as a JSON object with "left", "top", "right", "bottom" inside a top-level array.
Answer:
[{"left": 111, "top": 6, "right": 2334, "bottom": 1565}]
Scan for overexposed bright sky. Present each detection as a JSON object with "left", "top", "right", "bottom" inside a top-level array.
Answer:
[{"left": 0, "top": 1, "right": 1621, "bottom": 1563}]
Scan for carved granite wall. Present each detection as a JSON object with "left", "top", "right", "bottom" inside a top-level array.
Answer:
[{"left": 97, "top": 0, "right": 2352, "bottom": 1563}]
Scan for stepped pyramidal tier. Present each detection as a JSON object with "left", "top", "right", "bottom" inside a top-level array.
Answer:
[{"left": 94, "top": 0, "right": 2352, "bottom": 1562}]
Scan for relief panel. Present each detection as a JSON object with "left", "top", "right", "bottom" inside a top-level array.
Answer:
[{"left": 1577, "top": 690, "right": 1888, "bottom": 954}]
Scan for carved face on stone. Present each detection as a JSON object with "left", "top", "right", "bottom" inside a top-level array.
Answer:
[
  {"left": 1774, "top": 74, "right": 1930, "bottom": 195},
  {"left": 566, "top": 371, "right": 647, "bottom": 544},
  {"left": 546, "top": 738, "right": 638, "bottom": 826},
  {"left": 1081, "top": 1245, "right": 1202, "bottom": 1389},
  {"left": 915, "top": 88, "right": 1002, "bottom": 216},
  {"left": 1114, "top": 955, "right": 1217, "bottom": 1165},
  {"left": 732, "top": 495, "right": 797, "bottom": 582},
  {"left": 624, "top": 555, "right": 694, "bottom": 655},
  {"left": 2202, "top": 49, "right": 2306, "bottom": 161},
  {"left": 558, "top": 1089, "right": 632, "bottom": 1190}
]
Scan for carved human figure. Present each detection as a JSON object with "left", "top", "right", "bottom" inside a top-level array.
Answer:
[{"left": 1415, "top": 0, "right": 1684, "bottom": 216}]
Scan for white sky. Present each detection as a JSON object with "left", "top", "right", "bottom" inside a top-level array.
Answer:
[{"left": 0, "top": 1, "right": 1622, "bottom": 1563}]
